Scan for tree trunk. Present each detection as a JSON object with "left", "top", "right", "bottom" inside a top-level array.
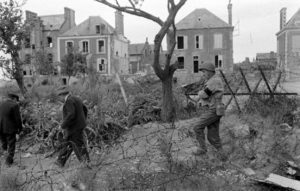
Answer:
[
  {"left": 15, "top": 76, "right": 26, "bottom": 95},
  {"left": 161, "top": 76, "right": 176, "bottom": 122},
  {"left": 12, "top": 55, "right": 26, "bottom": 96}
]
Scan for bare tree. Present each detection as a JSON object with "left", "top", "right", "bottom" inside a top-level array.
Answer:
[
  {"left": 94, "top": 0, "right": 187, "bottom": 121},
  {"left": 0, "top": 0, "right": 26, "bottom": 95}
]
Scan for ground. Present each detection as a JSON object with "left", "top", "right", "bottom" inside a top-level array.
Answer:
[
  {"left": 1, "top": 112, "right": 299, "bottom": 190},
  {"left": 0, "top": 77, "right": 299, "bottom": 190}
]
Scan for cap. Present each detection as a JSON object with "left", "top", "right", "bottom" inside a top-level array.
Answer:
[
  {"left": 56, "top": 86, "right": 70, "bottom": 96},
  {"left": 7, "top": 93, "right": 19, "bottom": 101},
  {"left": 199, "top": 62, "right": 215, "bottom": 72}
]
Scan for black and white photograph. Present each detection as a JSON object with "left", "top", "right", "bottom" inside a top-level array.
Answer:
[{"left": 1, "top": 0, "right": 300, "bottom": 190}]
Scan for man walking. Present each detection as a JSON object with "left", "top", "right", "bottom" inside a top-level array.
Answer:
[
  {"left": 0, "top": 93, "right": 23, "bottom": 166},
  {"left": 193, "top": 62, "right": 227, "bottom": 161},
  {"left": 55, "top": 87, "right": 90, "bottom": 167}
]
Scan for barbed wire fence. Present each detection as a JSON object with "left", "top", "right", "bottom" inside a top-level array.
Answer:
[{"left": 0, "top": 66, "right": 299, "bottom": 190}]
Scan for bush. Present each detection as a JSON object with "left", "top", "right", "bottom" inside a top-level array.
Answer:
[{"left": 244, "top": 95, "right": 298, "bottom": 125}]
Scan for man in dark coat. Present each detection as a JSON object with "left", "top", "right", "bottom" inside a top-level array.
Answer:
[
  {"left": 55, "top": 87, "right": 89, "bottom": 167},
  {"left": 0, "top": 93, "right": 23, "bottom": 165}
]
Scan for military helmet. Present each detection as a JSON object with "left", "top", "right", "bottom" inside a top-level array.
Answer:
[{"left": 199, "top": 62, "right": 215, "bottom": 72}]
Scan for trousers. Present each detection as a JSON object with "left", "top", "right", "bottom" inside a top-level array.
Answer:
[
  {"left": 56, "top": 130, "right": 90, "bottom": 166},
  {"left": 0, "top": 133, "right": 16, "bottom": 164},
  {"left": 193, "top": 108, "right": 222, "bottom": 151}
]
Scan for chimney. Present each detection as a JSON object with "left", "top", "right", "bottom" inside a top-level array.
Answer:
[
  {"left": 280, "top": 8, "right": 287, "bottom": 30},
  {"left": 227, "top": 2, "right": 232, "bottom": 26},
  {"left": 64, "top": 7, "right": 76, "bottom": 29},
  {"left": 115, "top": 11, "right": 124, "bottom": 35}
]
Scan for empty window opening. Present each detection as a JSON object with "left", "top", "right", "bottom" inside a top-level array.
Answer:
[
  {"left": 47, "top": 37, "right": 53, "bottom": 47},
  {"left": 177, "top": 36, "right": 184, "bottom": 49},
  {"left": 177, "top": 57, "right": 184, "bottom": 69}
]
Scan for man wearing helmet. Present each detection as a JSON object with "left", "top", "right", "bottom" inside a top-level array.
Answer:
[{"left": 193, "top": 62, "right": 227, "bottom": 161}]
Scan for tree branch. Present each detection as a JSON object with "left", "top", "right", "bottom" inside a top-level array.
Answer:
[
  {"left": 94, "top": 0, "right": 164, "bottom": 26},
  {"left": 127, "top": 0, "right": 136, "bottom": 9},
  {"left": 170, "top": 60, "right": 178, "bottom": 75}
]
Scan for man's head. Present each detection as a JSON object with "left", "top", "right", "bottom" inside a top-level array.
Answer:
[
  {"left": 199, "top": 62, "right": 215, "bottom": 80},
  {"left": 56, "top": 86, "right": 70, "bottom": 102},
  {"left": 7, "top": 93, "right": 19, "bottom": 102}
]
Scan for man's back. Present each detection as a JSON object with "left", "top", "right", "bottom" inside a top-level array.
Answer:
[
  {"left": 61, "top": 95, "right": 87, "bottom": 134},
  {"left": 0, "top": 100, "right": 22, "bottom": 134}
]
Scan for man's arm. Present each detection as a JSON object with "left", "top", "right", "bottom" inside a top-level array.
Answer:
[
  {"left": 14, "top": 104, "right": 23, "bottom": 133},
  {"left": 61, "top": 100, "right": 75, "bottom": 129}
]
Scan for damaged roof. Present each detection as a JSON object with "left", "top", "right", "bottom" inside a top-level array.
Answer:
[
  {"left": 40, "top": 14, "right": 65, "bottom": 30},
  {"left": 60, "top": 16, "right": 115, "bottom": 36}
]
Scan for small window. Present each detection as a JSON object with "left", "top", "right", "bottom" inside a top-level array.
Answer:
[
  {"left": 97, "top": 58, "right": 106, "bottom": 72},
  {"left": 215, "top": 55, "right": 223, "bottom": 68},
  {"left": 193, "top": 56, "right": 199, "bottom": 73},
  {"left": 47, "top": 53, "right": 53, "bottom": 63},
  {"left": 97, "top": 40, "right": 105, "bottom": 53},
  {"left": 47, "top": 37, "right": 53, "bottom": 47},
  {"left": 177, "top": 36, "right": 184, "bottom": 49},
  {"left": 23, "top": 70, "right": 27, "bottom": 76},
  {"left": 66, "top": 41, "right": 74, "bottom": 54},
  {"left": 81, "top": 41, "right": 89, "bottom": 53},
  {"left": 214, "top": 34, "right": 223, "bottom": 49},
  {"left": 96, "top": 25, "right": 100, "bottom": 34},
  {"left": 116, "top": 51, "right": 118, "bottom": 56},
  {"left": 31, "top": 44, "right": 35, "bottom": 50},
  {"left": 177, "top": 57, "right": 184, "bottom": 69},
  {"left": 195, "top": 35, "right": 203, "bottom": 49}
]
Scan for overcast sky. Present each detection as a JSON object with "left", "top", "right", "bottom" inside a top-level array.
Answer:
[{"left": 20, "top": 0, "right": 300, "bottom": 63}]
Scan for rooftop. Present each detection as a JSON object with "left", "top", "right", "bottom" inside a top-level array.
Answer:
[{"left": 176, "top": 8, "right": 231, "bottom": 30}]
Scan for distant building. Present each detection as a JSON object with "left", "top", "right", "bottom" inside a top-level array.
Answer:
[
  {"left": 128, "top": 38, "right": 154, "bottom": 74},
  {"left": 57, "top": 11, "right": 129, "bottom": 75},
  {"left": 20, "top": 7, "right": 76, "bottom": 77},
  {"left": 173, "top": 4, "right": 234, "bottom": 84},
  {"left": 276, "top": 8, "right": 300, "bottom": 79},
  {"left": 256, "top": 51, "right": 277, "bottom": 63}
]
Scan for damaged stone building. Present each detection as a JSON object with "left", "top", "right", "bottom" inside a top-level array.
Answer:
[{"left": 20, "top": 7, "right": 129, "bottom": 83}]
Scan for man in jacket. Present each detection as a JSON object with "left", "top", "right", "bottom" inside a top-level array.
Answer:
[
  {"left": 0, "top": 93, "right": 23, "bottom": 165},
  {"left": 55, "top": 87, "right": 89, "bottom": 167},
  {"left": 192, "top": 63, "right": 227, "bottom": 161}
]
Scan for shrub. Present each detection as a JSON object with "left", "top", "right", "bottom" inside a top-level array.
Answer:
[{"left": 244, "top": 95, "right": 298, "bottom": 125}]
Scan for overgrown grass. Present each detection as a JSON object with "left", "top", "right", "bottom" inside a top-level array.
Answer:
[{"left": 244, "top": 95, "right": 298, "bottom": 125}]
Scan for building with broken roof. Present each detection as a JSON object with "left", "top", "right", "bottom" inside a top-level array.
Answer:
[
  {"left": 20, "top": 8, "right": 129, "bottom": 83},
  {"left": 173, "top": 4, "right": 234, "bottom": 84},
  {"left": 277, "top": 8, "right": 300, "bottom": 79},
  {"left": 57, "top": 11, "right": 129, "bottom": 75},
  {"left": 20, "top": 7, "right": 76, "bottom": 77},
  {"left": 128, "top": 38, "right": 155, "bottom": 74}
]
